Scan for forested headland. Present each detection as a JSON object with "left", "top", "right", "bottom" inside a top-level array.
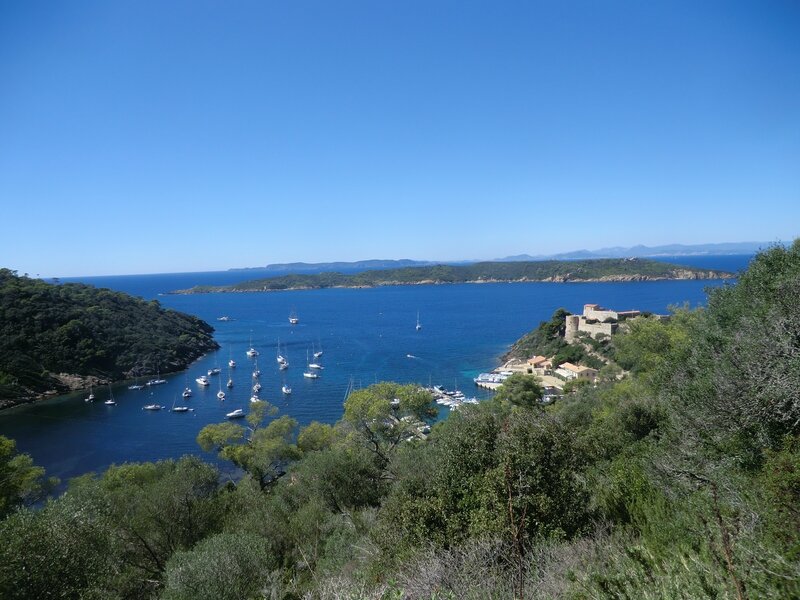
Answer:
[
  {"left": 1, "top": 242, "right": 798, "bottom": 599},
  {"left": 0, "top": 269, "right": 218, "bottom": 408},
  {"left": 173, "top": 258, "right": 733, "bottom": 293}
]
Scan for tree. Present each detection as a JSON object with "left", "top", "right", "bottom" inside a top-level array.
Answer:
[
  {"left": 297, "top": 421, "right": 337, "bottom": 453},
  {"left": 161, "top": 533, "right": 278, "bottom": 600},
  {"left": 197, "top": 403, "right": 299, "bottom": 490},
  {"left": 343, "top": 382, "right": 435, "bottom": 470},
  {"left": 494, "top": 373, "right": 543, "bottom": 408},
  {"left": 0, "top": 435, "right": 56, "bottom": 518}
]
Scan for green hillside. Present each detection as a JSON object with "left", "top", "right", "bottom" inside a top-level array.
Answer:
[
  {"left": 0, "top": 269, "right": 218, "bottom": 407},
  {"left": 2, "top": 243, "right": 798, "bottom": 598},
  {"left": 175, "top": 258, "right": 733, "bottom": 293}
]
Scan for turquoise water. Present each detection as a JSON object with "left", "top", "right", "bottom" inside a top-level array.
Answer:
[{"left": 0, "top": 255, "right": 753, "bottom": 484}]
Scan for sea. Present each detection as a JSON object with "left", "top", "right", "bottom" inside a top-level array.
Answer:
[{"left": 0, "top": 255, "right": 754, "bottom": 486}]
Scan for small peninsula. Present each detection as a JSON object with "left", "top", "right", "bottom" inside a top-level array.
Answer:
[
  {"left": 172, "top": 258, "right": 734, "bottom": 294},
  {"left": 0, "top": 269, "right": 219, "bottom": 409}
]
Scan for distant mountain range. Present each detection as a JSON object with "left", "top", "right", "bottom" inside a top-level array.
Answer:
[
  {"left": 231, "top": 242, "right": 774, "bottom": 276},
  {"left": 229, "top": 259, "right": 465, "bottom": 274},
  {"left": 495, "top": 241, "right": 779, "bottom": 262}
]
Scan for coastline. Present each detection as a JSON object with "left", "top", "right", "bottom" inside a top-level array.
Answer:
[{"left": 171, "top": 271, "right": 734, "bottom": 295}]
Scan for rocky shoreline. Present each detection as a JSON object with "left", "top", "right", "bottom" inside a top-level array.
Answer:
[{"left": 172, "top": 269, "right": 734, "bottom": 295}]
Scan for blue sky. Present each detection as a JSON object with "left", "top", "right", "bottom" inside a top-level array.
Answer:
[{"left": 1, "top": 1, "right": 798, "bottom": 276}]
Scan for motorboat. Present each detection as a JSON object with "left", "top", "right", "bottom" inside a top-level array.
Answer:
[
  {"left": 282, "top": 384, "right": 292, "bottom": 395},
  {"left": 226, "top": 409, "right": 245, "bottom": 419},
  {"left": 143, "top": 404, "right": 162, "bottom": 411},
  {"left": 196, "top": 375, "right": 210, "bottom": 386}
]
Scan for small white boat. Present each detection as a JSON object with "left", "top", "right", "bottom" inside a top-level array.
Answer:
[
  {"left": 250, "top": 395, "right": 261, "bottom": 403},
  {"left": 143, "top": 404, "right": 162, "bottom": 411},
  {"left": 312, "top": 340, "right": 323, "bottom": 359},
  {"left": 182, "top": 387, "right": 192, "bottom": 398},
  {"left": 217, "top": 390, "right": 226, "bottom": 400},
  {"left": 308, "top": 363, "right": 324, "bottom": 370},
  {"left": 246, "top": 334, "right": 258, "bottom": 357},
  {"left": 227, "top": 378, "right": 234, "bottom": 388},
  {"left": 128, "top": 379, "right": 145, "bottom": 390},
  {"left": 104, "top": 385, "right": 116, "bottom": 405},
  {"left": 147, "top": 378, "right": 167, "bottom": 386},
  {"left": 282, "top": 384, "right": 292, "bottom": 395},
  {"left": 304, "top": 350, "right": 319, "bottom": 378},
  {"left": 171, "top": 406, "right": 191, "bottom": 413},
  {"left": 279, "top": 362, "right": 288, "bottom": 370},
  {"left": 85, "top": 385, "right": 95, "bottom": 402},
  {"left": 208, "top": 368, "right": 221, "bottom": 376},
  {"left": 252, "top": 382, "right": 262, "bottom": 392},
  {"left": 217, "top": 316, "right": 232, "bottom": 321},
  {"left": 228, "top": 359, "right": 236, "bottom": 368},
  {"left": 252, "top": 358, "right": 261, "bottom": 377},
  {"left": 196, "top": 375, "right": 210, "bottom": 386},
  {"left": 416, "top": 311, "right": 422, "bottom": 331},
  {"left": 226, "top": 408, "right": 245, "bottom": 419},
  {"left": 289, "top": 309, "right": 299, "bottom": 325}
]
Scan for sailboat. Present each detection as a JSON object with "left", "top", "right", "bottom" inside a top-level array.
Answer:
[
  {"left": 228, "top": 345, "right": 236, "bottom": 368},
  {"left": 276, "top": 338, "right": 287, "bottom": 365},
  {"left": 246, "top": 333, "right": 259, "bottom": 358},
  {"left": 252, "top": 358, "right": 261, "bottom": 378},
  {"left": 289, "top": 309, "right": 299, "bottom": 325},
  {"left": 171, "top": 396, "right": 191, "bottom": 413},
  {"left": 416, "top": 311, "right": 422, "bottom": 331},
  {"left": 85, "top": 384, "right": 95, "bottom": 403},
  {"left": 303, "top": 350, "right": 319, "bottom": 379},
  {"left": 128, "top": 376, "right": 145, "bottom": 390},
  {"left": 147, "top": 369, "right": 167, "bottom": 386},
  {"left": 313, "top": 339, "right": 323, "bottom": 359},
  {"left": 226, "top": 366, "right": 234, "bottom": 389},
  {"left": 104, "top": 384, "right": 116, "bottom": 405},
  {"left": 217, "top": 375, "right": 226, "bottom": 400},
  {"left": 282, "top": 383, "right": 292, "bottom": 395}
]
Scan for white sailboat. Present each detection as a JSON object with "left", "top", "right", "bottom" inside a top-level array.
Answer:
[
  {"left": 171, "top": 395, "right": 191, "bottom": 413},
  {"left": 228, "top": 345, "right": 236, "bottom": 368},
  {"left": 217, "top": 375, "right": 226, "bottom": 400},
  {"left": 252, "top": 358, "right": 261, "bottom": 378},
  {"left": 276, "top": 338, "right": 287, "bottom": 365},
  {"left": 104, "top": 384, "right": 116, "bottom": 405},
  {"left": 246, "top": 333, "right": 259, "bottom": 358},
  {"left": 313, "top": 339, "right": 323, "bottom": 359},
  {"left": 85, "top": 384, "right": 95, "bottom": 403},
  {"left": 303, "top": 350, "right": 319, "bottom": 379},
  {"left": 416, "top": 311, "right": 422, "bottom": 331},
  {"left": 282, "top": 384, "right": 292, "bottom": 395},
  {"left": 289, "top": 309, "right": 299, "bottom": 325},
  {"left": 226, "top": 366, "right": 234, "bottom": 389}
]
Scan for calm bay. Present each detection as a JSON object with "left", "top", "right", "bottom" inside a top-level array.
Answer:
[{"left": 0, "top": 255, "right": 753, "bottom": 484}]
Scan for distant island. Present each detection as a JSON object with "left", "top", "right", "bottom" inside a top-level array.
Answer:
[
  {"left": 0, "top": 269, "right": 219, "bottom": 409},
  {"left": 228, "top": 241, "right": 772, "bottom": 276},
  {"left": 173, "top": 258, "right": 733, "bottom": 294}
]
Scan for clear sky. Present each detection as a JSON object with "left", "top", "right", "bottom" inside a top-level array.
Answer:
[{"left": 1, "top": 1, "right": 798, "bottom": 276}]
